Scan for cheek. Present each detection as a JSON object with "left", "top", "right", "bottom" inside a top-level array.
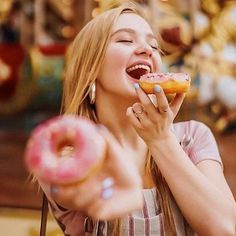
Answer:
[
  {"left": 98, "top": 46, "right": 129, "bottom": 83},
  {"left": 104, "top": 46, "right": 128, "bottom": 71},
  {"left": 154, "top": 54, "right": 162, "bottom": 71}
]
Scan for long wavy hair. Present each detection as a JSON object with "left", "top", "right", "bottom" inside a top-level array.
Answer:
[{"left": 62, "top": 2, "right": 177, "bottom": 235}]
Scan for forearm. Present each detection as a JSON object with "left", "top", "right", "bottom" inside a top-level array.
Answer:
[{"left": 149, "top": 133, "right": 236, "bottom": 236}]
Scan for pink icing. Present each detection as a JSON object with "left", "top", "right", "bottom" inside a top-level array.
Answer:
[
  {"left": 24, "top": 115, "right": 106, "bottom": 184},
  {"left": 140, "top": 72, "right": 189, "bottom": 83}
]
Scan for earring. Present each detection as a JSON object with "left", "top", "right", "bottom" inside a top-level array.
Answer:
[{"left": 89, "top": 82, "right": 96, "bottom": 104}]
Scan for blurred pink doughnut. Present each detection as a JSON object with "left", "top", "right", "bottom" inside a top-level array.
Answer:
[{"left": 24, "top": 115, "right": 106, "bottom": 184}]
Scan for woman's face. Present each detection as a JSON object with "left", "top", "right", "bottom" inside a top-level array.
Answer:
[{"left": 97, "top": 12, "right": 162, "bottom": 100}]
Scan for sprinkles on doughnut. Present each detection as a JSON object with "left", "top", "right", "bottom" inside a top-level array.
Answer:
[
  {"left": 24, "top": 115, "right": 106, "bottom": 184},
  {"left": 139, "top": 72, "right": 191, "bottom": 94}
]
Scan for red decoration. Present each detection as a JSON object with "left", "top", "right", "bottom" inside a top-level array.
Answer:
[{"left": 0, "top": 43, "right": 25, "bottom": 100}]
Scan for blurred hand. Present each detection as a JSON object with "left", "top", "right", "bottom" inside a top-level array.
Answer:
[{"left": 50, "top": 126, "right": 143, "bottom": 220}]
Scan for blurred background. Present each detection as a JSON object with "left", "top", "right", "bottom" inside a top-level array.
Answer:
[{"left": 0, "top": 0, "right": 235, "bottom": 235}]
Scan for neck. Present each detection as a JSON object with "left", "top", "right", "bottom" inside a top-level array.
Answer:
[
  {"left": 96, "top": 91, "right": 140, "bottom": 148},
  {"left": 95, "top": 91, "right": 155, "bottom": 188}
]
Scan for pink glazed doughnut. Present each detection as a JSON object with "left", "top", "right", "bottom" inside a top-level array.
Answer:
[
  {"left": 24, "top": 115, "right": 106, "bottom": 184},
  {"left": 139, "top": 72, "right": 191, "bottom": 94}
]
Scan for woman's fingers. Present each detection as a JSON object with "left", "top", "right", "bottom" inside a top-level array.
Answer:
[
  {"left": 126, "top": 106, "right": 143, "bottom": 129},
  {"left": 51, "top": 173, "right": 142, "bottom": 221},
  {"left": 73, "top": 177, "right": 114, "bottom": 208},
  {"left": 153, "top": 85, "right": 170, "bottom": 114},
  {"left": 134, "top": 83, "right": 185, "bottom": 118},
  {"left": 134, "top": 83, "right": 171, "bottom": 117},
  {"left": 132, "top": 103, "right": 153, "bottom": 127},
  {"left": 88, "top": 187, "right": 143, "bottom": 220},
  {"left": 134, "top": 84, "right": 157, "bottom": 118},
  {"left": 101, "top": 188, "right": 143, "bottom": 219},
  {"left": 170, "top": 93, "right": 185, "bottom": 117},
  {"left": 51, "top": 175, "right": 110, "bottom": 209}
]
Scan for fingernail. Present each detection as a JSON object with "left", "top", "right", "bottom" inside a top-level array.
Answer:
[
  {"left": 101, "top": 188, "right": 114, "bottom": 200},
  {"left": 134, "top": 83, "right": 140, "bottom": 89},
  {"left": 154, "top": 85, "right": 161, "bottom": 93},
  {"left": 51, "top": 186, "right": 59, "bottom": 195},
  {"left": 102, "top": 177, "right": 114, "bottom": 189}
]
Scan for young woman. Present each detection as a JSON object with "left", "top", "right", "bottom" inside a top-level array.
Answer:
[{"left": 38, "top": 2, "right": 236, "bottom": 236}]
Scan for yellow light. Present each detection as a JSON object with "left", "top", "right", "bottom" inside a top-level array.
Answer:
[
  {"left": 62, "top": 0, "right": 74, "bottom": 6},
  {"left": 0, "top": 0, "right": 13, "bottom": 13},
  {"left": 62, "top": 26, "right": 76, "bottom": 38},
  {"left": 92, "top": 8, "right": 100, "bottom": 18}
]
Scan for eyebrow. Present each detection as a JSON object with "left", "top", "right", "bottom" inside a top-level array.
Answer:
[{"left": 111, "top": 28, "right": 157, "bottom": 41}]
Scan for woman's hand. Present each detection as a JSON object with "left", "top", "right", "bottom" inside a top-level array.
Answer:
[
  {"left": 126, "top": 84, "right": 185, "bottom": 146},
  {"left": 50, "top": 126, "right": 143, "bottom": 220}
]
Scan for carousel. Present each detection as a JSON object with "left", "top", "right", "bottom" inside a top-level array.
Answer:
[{"left": 0, "top": 1, "right": 235, "bottom": 235}]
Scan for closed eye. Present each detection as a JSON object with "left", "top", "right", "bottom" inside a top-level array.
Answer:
[
  {"left": 117, "top": 40, "right": 133, "bottom": 43},
  {"left": 151, "top": 46, "right": 158, "bottom": 50},
  {"left": 151, "top": 45, "right": 163, "bottom": 54}
]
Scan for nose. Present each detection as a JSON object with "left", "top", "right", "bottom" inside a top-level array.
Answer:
[{"left": 135, "top": 42, "right": 153, "bottom": 57}]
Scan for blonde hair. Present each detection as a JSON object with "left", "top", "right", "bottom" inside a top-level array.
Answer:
[{"left": 62, "top": 2, "right": 177, "bottom": 235}]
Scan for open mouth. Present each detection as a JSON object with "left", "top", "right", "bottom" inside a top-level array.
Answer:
[{"left": 126, "top": 64, "right": 151, "bottom": 81}]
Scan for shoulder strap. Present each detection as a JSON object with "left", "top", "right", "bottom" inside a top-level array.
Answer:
[{"left": 40, "top": 193, "right": 49, "bottom": 236}]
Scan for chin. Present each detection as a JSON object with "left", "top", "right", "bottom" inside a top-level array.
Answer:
[{"left": 127, "top": 87, "right": 140, "bottom": 103}]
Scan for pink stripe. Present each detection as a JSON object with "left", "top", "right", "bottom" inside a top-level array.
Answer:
[
  {"left": 152, "top": 189, "right": 164, "bottom": 235},
  {"left": 143, "top": 196, "right": 150, "bottom": 236},
  {"left": 128, "top": 214, "right": 134, "bottom": 236},
  {"left": 151, "top": 189, "right": 159, "bottom": 215},
  {"left": 160, "top": 214, "right": 164, "bottom": 236},
  {"left": 143, "top": 196, "right": 149, "bottom": 218}
]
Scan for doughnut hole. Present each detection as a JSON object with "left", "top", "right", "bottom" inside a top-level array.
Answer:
[{"left": 57, "top": 139, "right": 75, "bottom": 159}]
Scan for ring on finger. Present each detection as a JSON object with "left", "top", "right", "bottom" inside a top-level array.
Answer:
[
  {"left": 159, "top": 107, "right": 168, "bottom": 113},
  {"left": 132, "top": 106, "right": 145, "bottom": 117}
]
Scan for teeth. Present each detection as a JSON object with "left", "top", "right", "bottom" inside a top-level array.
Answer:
[{"left": 127, "top": 64, "right": 151, "bottom": 73}]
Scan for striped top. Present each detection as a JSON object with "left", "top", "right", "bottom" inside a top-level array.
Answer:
[
  {"left": 81, "top": 188, "right": 195, "bottom": 236},
  {"left": 119, "top": 188, "right": 192, "bottom": 236},
  {"left": 39, "top": 120, "right": 222, "bottom": 236}
]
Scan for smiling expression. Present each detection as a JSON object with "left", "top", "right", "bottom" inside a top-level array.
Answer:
[{"left": 97, "top": 12, "right": 162, "bottom": 99}]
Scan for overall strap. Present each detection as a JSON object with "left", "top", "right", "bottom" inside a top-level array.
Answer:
[{"left": 40, "top": 193, "right": 49, "bottom": 236}]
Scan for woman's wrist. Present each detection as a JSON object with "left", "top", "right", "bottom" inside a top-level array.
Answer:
[{"left": 147, "top": 130, "right": 178, "bottom": 154}]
